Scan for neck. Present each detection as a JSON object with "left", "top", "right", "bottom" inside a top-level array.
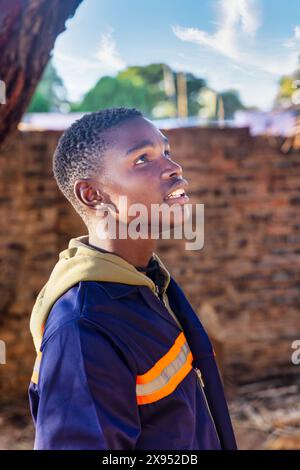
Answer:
[{"left": 88, "top": 230, "right": 157, "bottom": 269}]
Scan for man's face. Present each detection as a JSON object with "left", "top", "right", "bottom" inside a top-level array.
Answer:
[{"left": 94, "top": 116, "right": 189, "bottom": 234}]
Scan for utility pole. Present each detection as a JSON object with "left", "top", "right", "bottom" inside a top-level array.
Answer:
[
  {"left": 176, "top": 72, "right": 188, "bottom": 118},
  {"left": 163, "top": 64, "right": 177, "bottom": 117},
  {"left": 217, "top": 94, "right": 225, "bottom": 127}
]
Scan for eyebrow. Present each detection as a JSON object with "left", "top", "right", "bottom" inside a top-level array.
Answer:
[{"left": 125, "top": 136, "right": 169, "bottom": 157}]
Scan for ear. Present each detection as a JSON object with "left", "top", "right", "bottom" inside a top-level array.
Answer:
[{"left": 73, "top": 179, "right": 103, "bottom": 211}]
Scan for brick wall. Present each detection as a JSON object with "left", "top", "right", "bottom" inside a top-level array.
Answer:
[{"left": 0, "top": 126, "right": 299, "bottom": 403}]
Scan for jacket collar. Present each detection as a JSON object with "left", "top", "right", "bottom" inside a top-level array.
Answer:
[
  {"left": 98, "top": 278, "right": 217, "bottom": 356},
  {"left": 98, "top": 282, "right": 139, "bottom": 299},
  {"left": 98, "top": 281, "right": 180, "bottom": 330}
]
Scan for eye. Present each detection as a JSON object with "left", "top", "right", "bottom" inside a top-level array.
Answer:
[
  {"left": 134, "top": 154, "right": 148, "bottom": 165},
  {"left": 164, "top": 149, "right": 172, "bottom": 159}
]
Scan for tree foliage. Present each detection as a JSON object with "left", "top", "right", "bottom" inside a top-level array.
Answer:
[
  {"left": 27, "top": 60, "right": 68, "bottom": 112},
  {"left": 72, "top": 63, "right": 207, "bottom": 118},
  {"left": 219, "top": 89, "right": 246, "bottom": 119},
  {"left": 25, "top": 59, "right": 247, "bottom": 120}
]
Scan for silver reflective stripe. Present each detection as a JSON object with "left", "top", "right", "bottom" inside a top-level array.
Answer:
[{"left": 136, "top": 341, "right": 191, "bottom": 396}]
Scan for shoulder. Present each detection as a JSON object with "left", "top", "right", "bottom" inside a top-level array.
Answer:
[
  {"left": 41, "top": 281, "right": 111, "bottom": 347},
  {"left": 39, "top": 281, "right": 138, "bottom": 378},
  {"left": 41, "top": 281, "right": 138, "bottom": 356}
]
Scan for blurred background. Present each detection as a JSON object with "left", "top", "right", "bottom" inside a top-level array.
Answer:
[{"left": 0, "top": 0, "right": 300, "bottom": 450}]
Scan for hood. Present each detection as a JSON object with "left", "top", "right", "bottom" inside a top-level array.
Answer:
[{"left": 29, "top": 235, "right": 170, "bottom": 353}]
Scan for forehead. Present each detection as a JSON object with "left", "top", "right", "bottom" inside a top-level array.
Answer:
[{"left": 104, "top": 117, "right": 168, "bottom": 154}]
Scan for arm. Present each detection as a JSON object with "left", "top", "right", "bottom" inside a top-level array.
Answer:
[{"left": 33, "top": 318, "right": 141, "bottom": 450}]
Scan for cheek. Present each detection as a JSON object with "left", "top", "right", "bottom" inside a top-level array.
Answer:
[
  {"left": 105, "top": 166, "right": 162, "bottom": 222},
  {"left": 114, "top": 170, "right": 153, "bottom": 203}
]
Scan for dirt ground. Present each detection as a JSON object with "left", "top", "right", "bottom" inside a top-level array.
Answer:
[
  {"left": 0, "top": 376, "right": 299, "bottom": 450},
  {"left": 229, "top": 375, "right": 300, "bottom": 450}
]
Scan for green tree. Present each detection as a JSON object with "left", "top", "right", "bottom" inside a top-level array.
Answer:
[
  {"left": 218, "top": 89, "right": 245, "bottom": 119},
  {"left": 182, "top": 72, "right": 206, "bottom": 116},
  {"left": 73, "top": 64, "right": 167, "bottom": 117},
  {"left": 27, "top": 60, "right": 68, "bottom": 112},
  {"left": 73, "top": 74, "right": 165, "bottom": 116},
  {"left": 275, "top": 69, "right": 300, "bottom": 109},
  {"left": 118, "top": 63, "right": 165, "bottom": 87},
  {"left": 73, "top": 63, "right": 207, "bottom": 118}
]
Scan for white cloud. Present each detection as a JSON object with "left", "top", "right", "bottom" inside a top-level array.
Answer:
[
  {"left": 283, "top": 25, "right": 300, "bottom": 48},
  {"left": 172, "top": 0, "right": 298, "bottom": 77},
  {"left": 95, "top": 28, "right": 126, "bottom": 71},
  {"left": 53, "top": 27, "right": 126, "bottom": 101},
  {"left": 172, "top": 0, "right": 260, "bottom": 64},
  {"left": 54, "top": 52, "right": 101, "bottom": 70}
]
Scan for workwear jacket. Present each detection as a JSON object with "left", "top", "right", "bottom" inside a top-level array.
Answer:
[{"left": 28, "top": 235, "right": 237, "bottom": 450}]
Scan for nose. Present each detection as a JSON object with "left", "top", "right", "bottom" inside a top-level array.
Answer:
[{"left": 161, "top": 158, "right": 183, "bottom": 180}]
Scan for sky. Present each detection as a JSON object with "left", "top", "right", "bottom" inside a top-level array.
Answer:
[{"left": 51, "top": 0, "right": 300, "bottom": 111}]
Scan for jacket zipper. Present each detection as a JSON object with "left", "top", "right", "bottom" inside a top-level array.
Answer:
[
  {"left": 153, "top": 283, "right": 220, "bottom": 444},
  {"left": 193, "top": 367, "right": 220, "bottom": 444},
  {"left": 194, "top": 367, "right": 205, "bottom": 388},
  {"left": 154, "top": 284, "right": 166, "bottom": 306},
  {"left": 153, "top": 286, "right": 185, "bottom": 333},
  {"left": 153, "top": 285, "right": 220, "bottom": 443}
]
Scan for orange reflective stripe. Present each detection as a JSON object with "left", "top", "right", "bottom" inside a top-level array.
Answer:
[
  {"left": 136, "top": 332, "right": 186, "bottom": 385},
  {"left": 137, "top": 351, "right": 193, "bottom": 405}
]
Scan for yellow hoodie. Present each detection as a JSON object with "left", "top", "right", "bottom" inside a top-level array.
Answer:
[{"left": 30, "top": 235, "right": 182, "bottom": 354}]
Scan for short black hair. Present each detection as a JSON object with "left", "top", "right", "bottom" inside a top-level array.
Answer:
[{"left": 53, "top": 106, "right": 143, "bottom": 226}]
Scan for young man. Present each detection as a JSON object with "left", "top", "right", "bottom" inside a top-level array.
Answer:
[{"left": 28, "top": 107, "right": 237, "bottom": 450}]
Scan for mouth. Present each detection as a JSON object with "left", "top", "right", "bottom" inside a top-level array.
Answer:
[{"left": 163, "top": 181, "right": 189, "bottom": 204}]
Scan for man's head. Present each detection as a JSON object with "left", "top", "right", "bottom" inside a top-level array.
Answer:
[{"left": 53, "top": 106, "right": 189, "bottom": 235}]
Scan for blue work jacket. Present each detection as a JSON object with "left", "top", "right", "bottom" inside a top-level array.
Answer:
[{"left": 28, "top": 276, "right": 237, "bottom": 450}]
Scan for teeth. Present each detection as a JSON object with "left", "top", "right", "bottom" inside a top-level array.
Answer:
[{"left": 166, "top": 189, "right": 185, "bottom": 199}]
